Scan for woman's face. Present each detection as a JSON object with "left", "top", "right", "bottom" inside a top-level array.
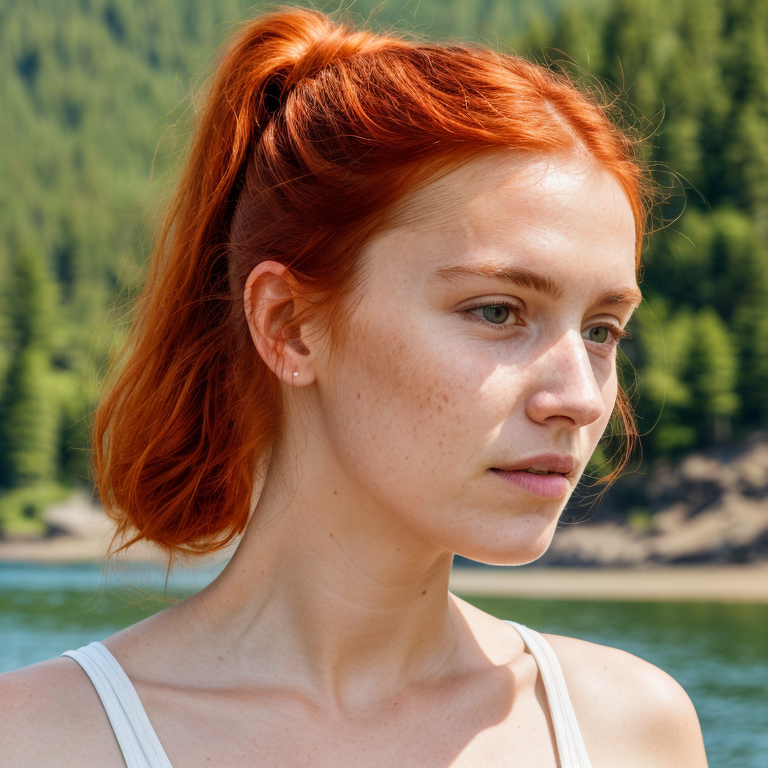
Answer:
[{"left": 311, "top": 152, "right": 640, "bottom": 565}]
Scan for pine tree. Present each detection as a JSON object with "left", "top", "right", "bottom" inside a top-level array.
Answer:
[
  {"left": 630, "top": 298, "right": 697, "bottom": 454},
  {"left": 686, "top": 307, "right": 740, "bottom": 442},
  {"left": 0, "top": 242, "right": 58, "bottom": 489}
]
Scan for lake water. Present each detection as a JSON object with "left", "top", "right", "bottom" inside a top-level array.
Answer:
[{"left": 1, "top": 561, "right": 766, "bottom": 766}]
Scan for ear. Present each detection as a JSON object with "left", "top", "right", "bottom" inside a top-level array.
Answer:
[{"left": 243, "top": 261, "right": 317, "bottom": 386}]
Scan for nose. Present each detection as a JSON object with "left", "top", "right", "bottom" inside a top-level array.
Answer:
[{"left": 524, "top": 329, "right": 607, "bottom": 428}]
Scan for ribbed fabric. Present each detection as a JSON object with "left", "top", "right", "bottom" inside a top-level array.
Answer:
[
  {"left": 508, "top": 621, "right": 593, "bottom": 768},
  {"left": 63, "top": 642, "right": 173, "bottom": 768},
  {"left": 64, "top": 624, "right": 591, "bottom": 768}
]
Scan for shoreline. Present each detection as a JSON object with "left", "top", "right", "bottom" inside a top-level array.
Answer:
[
  {"left": 449, "top": 564, "right": 768, "bottom": 603},
  {"left": 2, "top": 494, "right": 767, "bottom": 602},
  {"left": 1, "top": 537, "right": 766, "bottom": 602}
]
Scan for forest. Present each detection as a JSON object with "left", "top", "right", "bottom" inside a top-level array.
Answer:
[{"left": 1, "top": 0, "right": 767, "bottom": 533}]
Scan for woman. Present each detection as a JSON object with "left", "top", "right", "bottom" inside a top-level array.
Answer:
[{"left": 0, "top": 8, "right": 708, "bottom": 767}]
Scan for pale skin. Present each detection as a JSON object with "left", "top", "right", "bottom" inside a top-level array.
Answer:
[{"left": 0, "top": 152, "right": 708, "bottom": 767}]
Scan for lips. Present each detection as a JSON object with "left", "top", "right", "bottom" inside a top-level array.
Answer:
[
  {"left": 491, "top": 453, "right": 576, "bottom": 476},
  {"left": 489, "top": 453, "right": 576, "bottom": 499}
]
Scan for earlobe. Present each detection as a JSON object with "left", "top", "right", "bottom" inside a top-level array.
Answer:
[{"left": 243, "top": 261, "right": 316, "bottom": 386}]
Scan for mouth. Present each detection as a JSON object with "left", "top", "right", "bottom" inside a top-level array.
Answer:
[
  {"left": 491, "top": 453, "right": 577, "bottom": 476},
  {"left": 489, "top": 454, "right": 577, "bottom": 499},
  {"left": 489, "top": 467, "right": 572, "bottom": 499}
]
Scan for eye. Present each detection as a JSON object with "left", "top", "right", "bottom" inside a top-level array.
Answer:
[
  {"left": 584, "top": 326, "right": 610, "bottom": 343},
  {"left": 581, "top": 324, "right": 629, "bottom": 345},
  {"left": 464, "top": 302, "right": 523, "bottom": 328},
  {"left": 481, "top": 305, "right": 511, "bottom": 324}
]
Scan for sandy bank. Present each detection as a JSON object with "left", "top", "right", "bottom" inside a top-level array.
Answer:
[
  {"left": 449, "top": 564, "right": 768, "bottom": 603},
  {"left": 0, "top": 493, "right": 168, "bottom": 564}
]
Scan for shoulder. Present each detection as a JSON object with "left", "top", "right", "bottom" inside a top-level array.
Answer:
[
  {"left": 0, "top": 654, "right": 124, "bottom": 767},
  {"left": 543, "top": 633, "right": 709, "bottom": 768}
]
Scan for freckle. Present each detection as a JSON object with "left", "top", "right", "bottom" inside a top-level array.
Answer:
[
  {"left": 333, "top": 490, "right": 338, "bottom": 495},
  {"left": 330, "top": 532, "right": 333, "bottom": 538},
  {"left": 422, "top": 590, "right": 427, "bottom": 595},
  {"left": 438, "top": 405, "right": 442, "bottom": 412},
  {"left": 357, "top": 392, "right": 361, "bottom": 399},
  {"left": 442, "top": 393, "right": 449, "bottom": 403}
]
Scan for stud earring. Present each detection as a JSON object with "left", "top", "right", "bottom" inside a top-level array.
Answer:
[{"left": 293, "top": 371, "right": 299, "bottom": 377}]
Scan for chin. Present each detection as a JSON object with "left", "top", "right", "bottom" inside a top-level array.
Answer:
[{"left": 452, "top": 528, "right": 556, "bottom": 567}]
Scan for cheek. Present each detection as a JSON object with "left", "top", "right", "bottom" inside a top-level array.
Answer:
[{"left": 319, "top": 307, "right": 501, "bottom": 492}]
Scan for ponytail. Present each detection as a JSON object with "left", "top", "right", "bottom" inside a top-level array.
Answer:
[
  {"left": 94, "top": 11, "right": 337, "bottom": 554},
  {"left": 94, "top": 8, "right": 646, "bottom": 556}
]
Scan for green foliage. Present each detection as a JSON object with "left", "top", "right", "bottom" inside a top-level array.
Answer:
[
  {"left": 626, "top": 507, "right": 653, "bottom": 533},
  {"left": 0, "top": 243, "right": 58, "bottom": 489},
  {"left": 688, "top": 307, "right": 740, "bottom": 439},
  {"left": 631, "top": 299, "right": 697, "bottom": 454},
  {"left": 537, "top": 0, "right": 768, "bottom": 461},
  {"left": 0, "top": 482, "right": 69, "bottom": 537},
  {"left": 3, "top": 238, "right": 54, "bottom": 350},
  {"left": 0, "top": 347, "right": 58, "bottom": 487}
]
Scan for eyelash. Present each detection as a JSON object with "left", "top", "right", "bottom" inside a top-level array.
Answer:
[
  {"left": 464, "top": 302, "right": 631, "bottom": 346},
  {"left": 597, "top": 326, "right": 632, "bottom": 344}
]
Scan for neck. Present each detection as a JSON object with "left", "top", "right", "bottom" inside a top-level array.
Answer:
[{"left": 190, "top": 427, "right": 463, "bottom": 710}]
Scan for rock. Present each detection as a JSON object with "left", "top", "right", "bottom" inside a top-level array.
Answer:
[{"left": 548, "top": 432, "right": 768, "bottom": 566}]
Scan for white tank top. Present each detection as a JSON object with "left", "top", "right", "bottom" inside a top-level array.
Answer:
[{"left": 63, "top": 621, "right": 592, "bottom": 767}]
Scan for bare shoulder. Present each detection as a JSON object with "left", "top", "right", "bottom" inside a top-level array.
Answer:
[
  {"left": 543, "top": 633, "right": 709, "bottom": 768},
  {"left": 0, "top": 656, "right": 123, "bottom": 767}
]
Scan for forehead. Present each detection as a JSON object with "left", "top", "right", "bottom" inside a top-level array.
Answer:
[{"left": 364, "top": 150, "right": 638, "bottom": 292}]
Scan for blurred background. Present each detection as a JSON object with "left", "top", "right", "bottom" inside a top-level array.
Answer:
[{"left": 0, "top": 0, "right": 766, "bottom": 763}]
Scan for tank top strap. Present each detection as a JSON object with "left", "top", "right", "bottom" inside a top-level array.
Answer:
[
  {"left": 64, "top": 629, "right": 588, "bottom": 768},
  {"left": 507, "top": 621, "right": 592, "bottom": 768},
  {"left": 63, "top": 642, "right": 173, "bottom": 768}
]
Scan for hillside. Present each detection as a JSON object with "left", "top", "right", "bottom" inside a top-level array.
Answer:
[{"left": 1, "top": 0, "right": 768, "bottom": 535}]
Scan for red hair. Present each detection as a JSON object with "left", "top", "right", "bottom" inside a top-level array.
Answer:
[{"left": 94, "top": 8, "right": 646, "bottom": 556}]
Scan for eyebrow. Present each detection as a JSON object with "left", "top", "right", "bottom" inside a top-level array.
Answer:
[
  {"left": 593, "top": 288, "right": 644, "bottom": 308},
  {"left": 433, "top": 264, "right": 643, "bottom": 309}
]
